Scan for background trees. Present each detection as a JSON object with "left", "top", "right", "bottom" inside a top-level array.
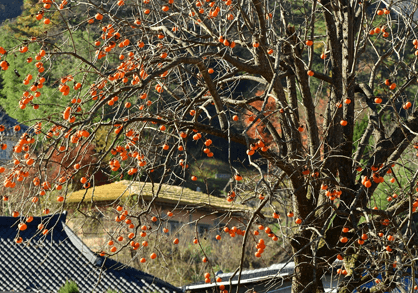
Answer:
[{"left": 1, "top": 0, "right": 418, "bottom": 292}]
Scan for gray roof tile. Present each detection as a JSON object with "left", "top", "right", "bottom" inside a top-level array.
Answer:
[
  {"left": 0, "top": 212, "right": 182, "bottom": 293},
  {"left": 0, "top": 106, "right": 29, "bottom": 135}
]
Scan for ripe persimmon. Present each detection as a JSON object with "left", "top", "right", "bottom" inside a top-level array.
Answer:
[
  {"left": 403, "top": 102, "right": 412, "bottom": 109},
  {"left": 18, "top": 223, "right": 27, "bottom": 231},
  {"left": 193, "top": 133, "right": 202, "bottom": 140},
  {"left": 247, "top": 149, "right": 255, "bottom": 156},
  {"left": 340, "top": 237, "right": 348, "bottom": 243}
]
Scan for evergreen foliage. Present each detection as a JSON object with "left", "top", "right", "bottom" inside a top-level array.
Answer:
[{"left": 58, "top": 280, "right": 79, "bottom": 293}]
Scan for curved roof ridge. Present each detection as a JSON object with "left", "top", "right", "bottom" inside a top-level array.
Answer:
[
  {"left": 0, "top": 211, "right": 182, "bottom": 293},
  {"left": 0, "top": 106, "right": 29, "bottom": 135}
]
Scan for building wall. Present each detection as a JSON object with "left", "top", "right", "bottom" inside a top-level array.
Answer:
[{"left": 66, "top": 201, "right": 245, "bottom": 251}]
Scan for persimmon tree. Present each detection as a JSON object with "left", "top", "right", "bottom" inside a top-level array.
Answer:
[{"left": 2, "top": 0, "right": 418, "bottom": 292}]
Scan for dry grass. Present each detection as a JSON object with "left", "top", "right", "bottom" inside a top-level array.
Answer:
[
  {"left": 64, "top": 177, "right": 295, "bottom": 287},
  {"left": 86, "top": 223, "right": 291, "bottom": 287},
  {"left": 66, "top": 180, "right": 252, "bottom": 211}
]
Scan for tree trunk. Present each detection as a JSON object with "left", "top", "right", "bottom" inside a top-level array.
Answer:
[{"left": 291, "top": 234, "right": 325, "bottom": 293}]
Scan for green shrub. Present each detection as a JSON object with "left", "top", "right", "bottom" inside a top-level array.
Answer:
[{"left": 58, "top": 280, "right": 79, "bottom": 293}]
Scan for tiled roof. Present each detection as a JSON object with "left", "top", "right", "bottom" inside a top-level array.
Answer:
[
  {"left": 381, "top": 0, "right": 418, "bottom": 20},
  {"left": 184, "top": 261, "right": 345, "bottom": 291},
  {"left": 0, "top": 106, "right": 29, "bottom": 137},
  {"left": 0, "top": 212, "right": 182, "bottom": 293},
  {"left": 217, "top": 262, "right": 295, "bottom": 281},
  {"left": 184, "top": 262, "right": 295, "bottom": 291},
  {"left": 0, "top": 0, "right": 23, "bottom": 24}
]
